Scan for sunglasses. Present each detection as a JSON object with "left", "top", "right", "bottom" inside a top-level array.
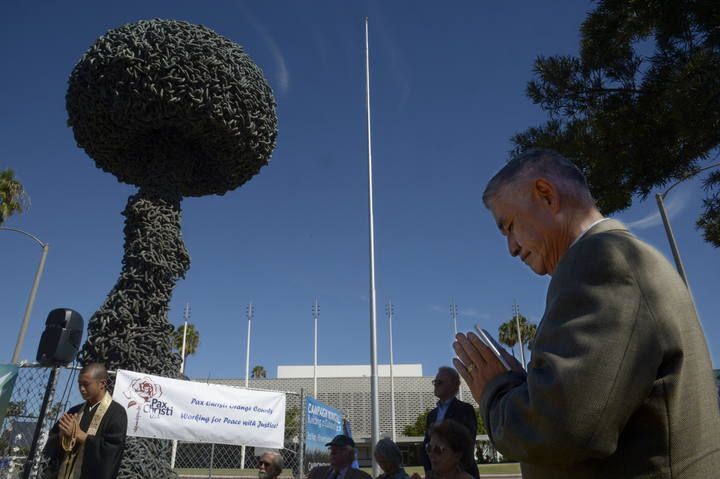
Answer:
[
  {"left": 259, "top": 461, "right": 272, "bottom": 468},
  {"left": 431, "top": 379, "right": 445, "bottom": 386},
  {"left": 425, "top": 443, "right": 449, "bottom": 456}
]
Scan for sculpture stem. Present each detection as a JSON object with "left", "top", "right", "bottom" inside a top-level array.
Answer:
[{"left": 79, "top": 188, "right": 190, "bottom": 479}]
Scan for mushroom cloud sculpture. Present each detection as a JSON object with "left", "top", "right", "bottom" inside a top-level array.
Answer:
[{"left": 65, "top": 19, "right": 277, "bottom": 478}]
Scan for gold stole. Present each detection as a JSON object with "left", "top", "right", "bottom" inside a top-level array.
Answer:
[{"left": 57, "top": 392, "right": 113, "bottom": 479}]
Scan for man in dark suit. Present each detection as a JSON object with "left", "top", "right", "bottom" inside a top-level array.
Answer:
[
  {"left": 421, "top": 366, "right": 479, "bottom": 479},
  {"left": 307, "top": 435, "right": 371, "bottom": 479},
  {"left": 453, "top": 148, "right": 720, "bottom": 478}
]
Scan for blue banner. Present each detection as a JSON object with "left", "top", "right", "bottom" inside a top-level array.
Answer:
[
  {"left": 304, "top": 396, "right": 344, "bottom": 472},
  {"left": 0, "top": 364, "right": 19, "bottom": 422}
]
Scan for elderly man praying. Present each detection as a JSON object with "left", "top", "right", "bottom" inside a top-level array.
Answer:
[{"left": 454, "top": 148, "right": 720, "bottom": 478}]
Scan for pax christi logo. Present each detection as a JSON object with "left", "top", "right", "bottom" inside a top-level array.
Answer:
[
  {"left": 124, "top": 375, "right": 174, "bottom": 431},
  {"left": 124, "top": 377, "right": 162, "bottom": 409}
]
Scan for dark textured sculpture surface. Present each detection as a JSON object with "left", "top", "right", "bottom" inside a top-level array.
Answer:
[
  {"left": 65, "top": 19, "right": 277, "bottom": 478},
  {"left": 67, "top": 19, "right": 278, "bottom": 197}
]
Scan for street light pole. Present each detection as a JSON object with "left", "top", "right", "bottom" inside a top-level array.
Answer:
[
  {"left": 656, "top": 194, "right": 690, "bottom": 285},
  {"left": 655, "top": 161, "right": 720, "bottom": 289},
  {"left": 386, "top": 301, "right": 396, "bottom": 441},
  {"left": 1, "top": 227, "right": 49, "bottom": 364}
]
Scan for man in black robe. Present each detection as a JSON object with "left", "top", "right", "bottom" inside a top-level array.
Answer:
[{"left": 43, "top": 363, "right": 127, "bottom": 479}]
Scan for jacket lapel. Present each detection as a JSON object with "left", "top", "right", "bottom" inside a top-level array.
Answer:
[{"left": 443, "top": 398, "right": 458, "bottom": 421}]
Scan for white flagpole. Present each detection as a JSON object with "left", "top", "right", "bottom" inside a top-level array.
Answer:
[{"left": 365, "top": 17, "right": 381, "bottom": 478}]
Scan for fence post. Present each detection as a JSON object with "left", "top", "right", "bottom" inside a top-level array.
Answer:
[
  {"left": 297, "top": 388, "right": 305, "bottom": 479},
  {"left": 208, "top": 442, "right": 215, "bottom": 478},
  {"left": 22, "top": 366, "right": 59, "bottom": 479},
  {"left": 170, "top": 439, "right": 178, "bottom": 471}
]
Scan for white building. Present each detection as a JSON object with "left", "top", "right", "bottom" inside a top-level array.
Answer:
[{"left": 207, "top": 364, "right": 485, "bottom": 465}]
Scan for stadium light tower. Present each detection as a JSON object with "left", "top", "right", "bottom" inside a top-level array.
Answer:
[
  {"left": 170, "top": 302, "right": 191, "bottom": 469},
  {"left": 513, "top": 301, "right": 526, "bottom": 369},
  {"left": 386, "top": 301, "right": 397, "bottom": 441},
  {"left": 450, "top": 300, "right": 463, "bottom": 400},
  {"left": 241, "top": 301, "right": 254, "bottom": 469},
  {"left": 313, "top": 300, "right": 320, "bottom": 397}
]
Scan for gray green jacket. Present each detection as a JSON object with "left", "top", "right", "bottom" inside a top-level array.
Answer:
[{"left": 480, "top": 219, "right": 720, "bottom": 478}]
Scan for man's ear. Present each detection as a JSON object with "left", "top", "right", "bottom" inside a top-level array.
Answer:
[{"left": 534, "top": 178, "right": 560, "bottom": 213}]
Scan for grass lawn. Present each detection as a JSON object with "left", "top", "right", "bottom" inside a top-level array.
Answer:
[
  {"left": 379, "top": 465, "right": 521, "bottom": 476},
  {"left": 477, "top": 463, "right": 521, "bottom": 474},
  {"left": 175, "top": 464, "right": 522, "bottom": 477}
]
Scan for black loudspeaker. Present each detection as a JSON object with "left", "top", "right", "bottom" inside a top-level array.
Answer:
[{"left": 36, "top": 309, "right": 84, "bottom": 366}]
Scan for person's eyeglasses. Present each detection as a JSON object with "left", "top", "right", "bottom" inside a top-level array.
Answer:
[
  {"left": 425, "top": 443, "right": 448, "bottom": 456},
  {"left": 259, "top": 461, "right": 272, "bottom": 468},
  {"left": 431, "top": 379, "right": 444, "bottom": 386}
]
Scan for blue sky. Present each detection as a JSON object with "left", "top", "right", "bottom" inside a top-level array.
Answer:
[{"left": 1, "top": 1, "right": 718, "bottom": 381}]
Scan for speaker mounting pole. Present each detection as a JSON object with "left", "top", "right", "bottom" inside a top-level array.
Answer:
[{"left": 23, "top": 365, "right": 60, "bottom": 479}]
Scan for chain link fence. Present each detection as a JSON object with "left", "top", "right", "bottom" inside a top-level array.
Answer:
[
  {"left": 0, "top": 364, "right": 306, "bottom": 479},
  {"left": 0, "top": 363, "right": 83, "bottom": 479},
  {"left": 173, "top": 389, "right": 304, "bottom": 478}
]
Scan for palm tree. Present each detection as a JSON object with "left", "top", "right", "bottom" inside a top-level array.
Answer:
[
  {"left": 251, "top": 365, "right": 267, "bottom": 378},
  {"left": 0, "top": 169, "right": 29, "bottom": 225},
  {"left": 524, "top": 323, "right": 538, "bottom": 351},
  {"left": 498, "top": 321, "right": 518, "bottom": 357},
  {"left": 499, "top": 314, "right": 538, "bottom": 359},
  {"left": 173, "top": 323, "right": 200, "bottom": 365}
]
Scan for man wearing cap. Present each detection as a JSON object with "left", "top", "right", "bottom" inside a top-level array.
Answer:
[{"left": 308, "top": 435, "right": 371, "bottom": 479}]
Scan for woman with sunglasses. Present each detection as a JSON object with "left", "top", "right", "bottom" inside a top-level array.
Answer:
[{"left": 420, "top": 420, "right": 475, "bottom": 479}]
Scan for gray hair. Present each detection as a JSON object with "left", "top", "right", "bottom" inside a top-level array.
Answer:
[
  {"left": 261, "top": 451, "right": 283, "bottom": 476},
  {"left": 482, "top": 148, "right": 593, "bottom": 208},
  {"left": 375, "top": 437, "right": 402, "bottom": 466},
  {"left": 437, "top": 366, "right": 461, "bottom": 386}
]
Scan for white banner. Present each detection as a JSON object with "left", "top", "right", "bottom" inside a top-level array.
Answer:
[{"left": 113, "top": 369, "right": 286, "bottom": 448}]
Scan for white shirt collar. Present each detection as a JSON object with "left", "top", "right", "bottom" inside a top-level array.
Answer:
[{"left": 569, "top": 218, "right": 610, "bottom": 249}]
